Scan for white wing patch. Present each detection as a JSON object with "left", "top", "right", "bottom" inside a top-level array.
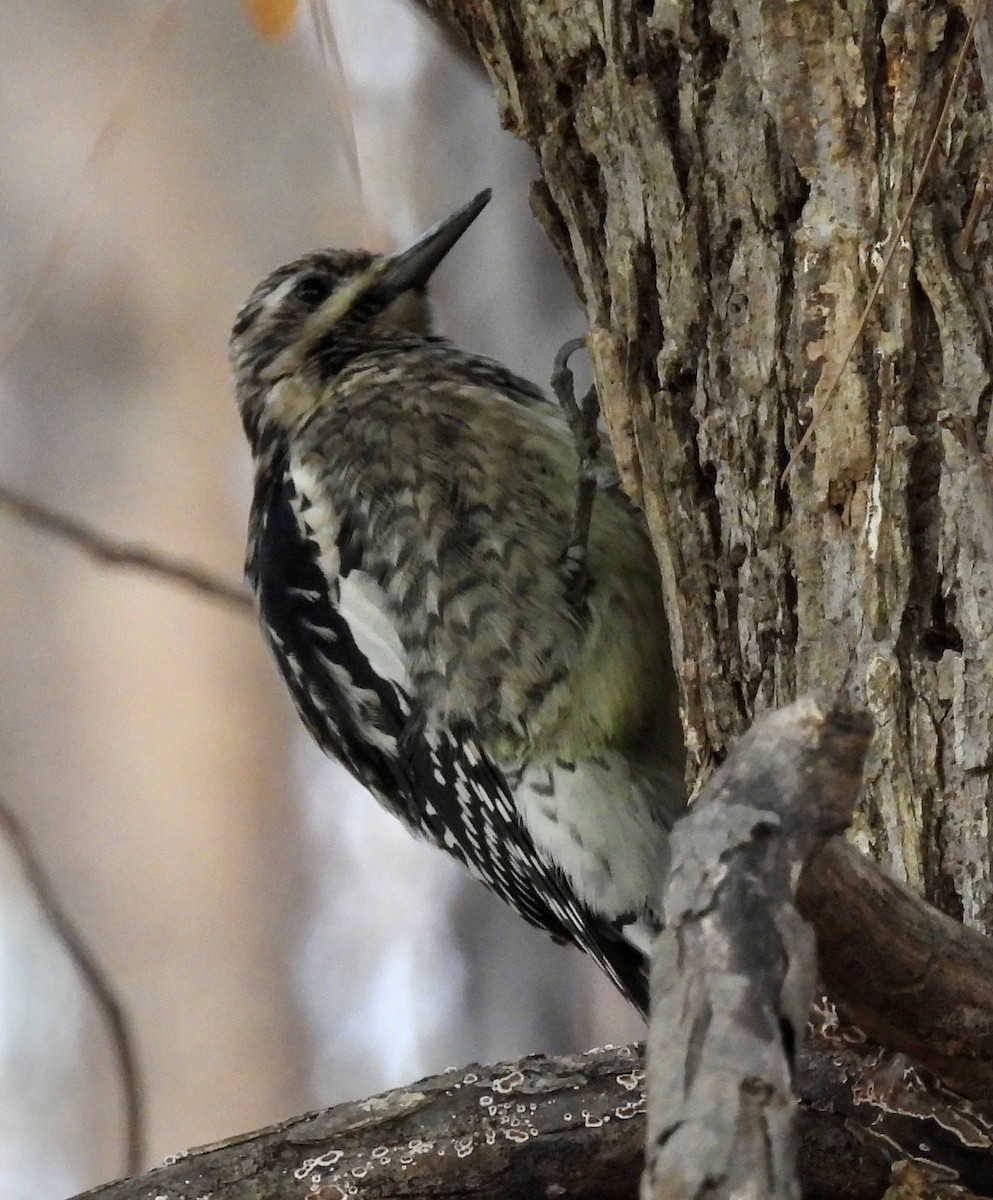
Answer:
[
  {"left": 287, "top": 454, "right": 342, "bottom": 579},
  {"left": 337, "top": 568, "right": 412, "bottom": 693},
  {"left": 287, "top": 452, "right": 410, "bottom": 693}
]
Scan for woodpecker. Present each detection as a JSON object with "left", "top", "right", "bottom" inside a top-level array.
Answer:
[{"left": 229, "top": 190, "right": 684, "bottom": 1015}]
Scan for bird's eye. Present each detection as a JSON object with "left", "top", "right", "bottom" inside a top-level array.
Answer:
[{"left": 292, "top": 274, "right": 332, "bottom": 308}]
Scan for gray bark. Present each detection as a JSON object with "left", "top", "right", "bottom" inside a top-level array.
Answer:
[
  {"left": 419, "top": 0, "right": 993, "bottom": 933},
  {"left": 644, "top": 698, "right": 870, "bottom": 1200},
  {"left": 414, "top": 1, "right": 993, "bottom": 1193}
]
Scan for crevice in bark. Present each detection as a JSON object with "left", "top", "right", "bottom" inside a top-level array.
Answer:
[
  {"left": 637, "top": 238, "right": 664, "bottom": 391},
  {"left": 853, "top": 0, "right": 884, "bottom": 119},
  {"left": 622, "top": 4, "right": 676, "bottom": 86},
  {"left": 648, "top": 36, "right": 688, "bottom": 197},
  {"left": 529, "top": 178, "right": 582, "bottom": 302},
  {"left": 559, "top": 42, "right": 607, "bottom": 115},
  {"left": 930, "top": 801, "right": 967, "bottom": 924},
  {"left": 977, "top": 380, "right": 993, "bottom": 442},
  {"left": 923, "top": 583, "right": 963, "bottom": 657},
  {"left": 918, "top": 688, "right": 954, "bottom": 919},
  {"left": 903, "top": 274, "right": 955, "bottom": 664},
  {"left": 695, "top": 6, "right": 729, "bottom": 96},
  {"left": 710, "top": 217, "right": 743, "bottom": 289}
]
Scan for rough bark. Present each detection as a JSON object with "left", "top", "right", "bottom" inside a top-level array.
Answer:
[
  {"left": 71, "top": 1040, "right": 990, "bottom": 1200},
  {"left": 419, "top": 0, "right": 993, "bottom": 934},
  {"left": 645, "top": 698, "right": 870, "bottom": 1200},
  {"left": 410, "top": 2, "right": 993, "bottom": 1192}
]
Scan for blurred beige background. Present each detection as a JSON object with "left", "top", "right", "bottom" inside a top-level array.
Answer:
[{"left": 0, "top": 3, "right": 641, "bottom": 1196}]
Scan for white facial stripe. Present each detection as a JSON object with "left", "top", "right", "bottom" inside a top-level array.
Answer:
[
  {"left": 263, "top": 275, "right": 299, "bottom": 312},
  {"left": 260, "top": 264, "right": 385, "bottom": 381},
  {"left": 299, "top": 266, "right": 382, "bottom": 337}
]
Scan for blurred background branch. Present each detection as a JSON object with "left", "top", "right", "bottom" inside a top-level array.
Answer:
[
  {"left": 0, "top": 484, "right": 250, "bottom": 610},
  {"left": 0, "top": 4, "right": 621, "bottom": 1197},
  {"left": 0, "top": 792, "right": 144, "bottom": 1176}
]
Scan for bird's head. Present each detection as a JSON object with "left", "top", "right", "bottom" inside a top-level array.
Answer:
[{"left": 230, "top": 189, "right": 491, "bottom": 444}]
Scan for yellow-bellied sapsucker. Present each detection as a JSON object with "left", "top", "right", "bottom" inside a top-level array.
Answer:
[{"left": 229, "top": 190, "right": 683, "bottom": 1015}]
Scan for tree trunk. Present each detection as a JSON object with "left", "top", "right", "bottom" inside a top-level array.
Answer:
[
  {"left": 420, "top": 0, "right": 993, "bottom": 934},
  {"left": 68, "top": 4, "right": 993, "bottom": 1196},
  {"left": 410, "top": 1, "right": 993, "bottom": 1191}
]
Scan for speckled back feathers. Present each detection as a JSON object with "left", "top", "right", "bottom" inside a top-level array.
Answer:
[{"left": 230, "top": 195, "right": 683, "bottom": 1015}]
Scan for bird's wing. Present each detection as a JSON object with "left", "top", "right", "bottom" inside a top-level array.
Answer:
[{"left": 248, "top": 458, "right": 649, "bottom": 1015}]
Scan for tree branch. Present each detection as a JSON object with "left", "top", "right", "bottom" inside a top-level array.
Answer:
[
  {"left": 644, "top": 697, "right": 870, "bottom": 1200},
  {"left": 798, "top": 839, "right": 993, "bottom": 1101},
  {"left": 70, "top": 1038, "right": 991, "bottom": 1200},
  {"left": 0, "top": 791, "right": 144, "bottom": 1175},
  {"left": 67, "top": 699, "right": 993, "bottom": 1198},
  {"left": 0, "top": 483, "right": 251, "bottom": 611}
]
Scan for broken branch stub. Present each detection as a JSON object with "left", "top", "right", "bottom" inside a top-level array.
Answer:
[{"left": 643, "top": 697, "right": 873, "bottom": 1200}]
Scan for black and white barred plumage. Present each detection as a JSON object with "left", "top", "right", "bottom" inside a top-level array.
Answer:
[{"left": 230, "top": 190, "right": 684, "bottom": 1015}]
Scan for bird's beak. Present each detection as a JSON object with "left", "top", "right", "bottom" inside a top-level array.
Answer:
[{"left": 379, "top": 189, "right": 492, "bottom": 294}]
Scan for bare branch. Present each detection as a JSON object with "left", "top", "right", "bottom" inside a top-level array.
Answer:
[
  {"left": 799, "top": 838, "right": 993, "bottom": 1101},
  {"left": 644, "top": 697, "right": 871, "bottom": 1200},
  {"left": 70, "top": 1039, "right": 992, "bottom": 1200},
  {"left": 0, "top": 791, "right": 145, "bottom": 1175},
  {"left": 0, "top": 483, "right": 251, "bottom": 612}
]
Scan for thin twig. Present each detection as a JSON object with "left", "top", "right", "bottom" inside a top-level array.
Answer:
[
  {"left": 0, "top": 790, "right": 145, "bottom": 1175},
  {"left": 0, "top": 483, "right": 252, "bottom": 611},
  {"left": 781, "top": 1, "right": 985, "bottom": 483}
]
